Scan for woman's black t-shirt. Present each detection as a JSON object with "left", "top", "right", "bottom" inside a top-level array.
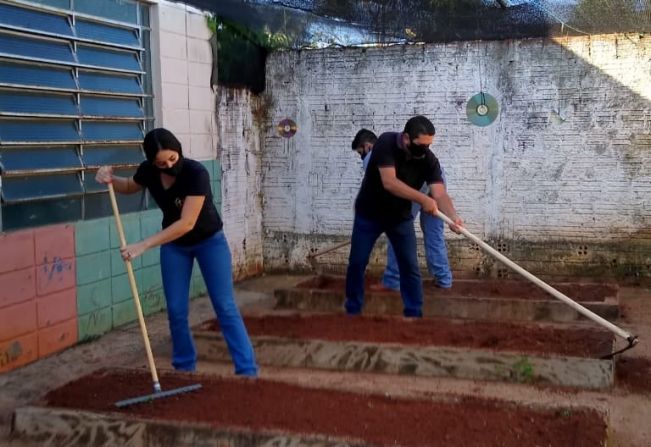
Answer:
[{"left": 133, "top": 158, "right": 223, "bottom": 246}]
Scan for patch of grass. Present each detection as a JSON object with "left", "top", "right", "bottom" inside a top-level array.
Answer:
[
  {"left": 511, "top": 356, "right": 535, "bottom": 383},
  {"left": 558, "top": 408, "right": 573, "bottom": 418}
]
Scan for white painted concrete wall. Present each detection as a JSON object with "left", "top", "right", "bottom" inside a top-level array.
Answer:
[
  {"left": 215, "top": 89, "right": 265, "bottom": 278},
  {"left": 262, "top": 35, "right": 651, "bottom": 272},
  {"left": 151, "top": 1, "right": 264, "bottom": 275}
]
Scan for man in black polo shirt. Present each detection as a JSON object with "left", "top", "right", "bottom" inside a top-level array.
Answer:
[{"left": 345, "top": 115, "right": 464, "bottom": 317}]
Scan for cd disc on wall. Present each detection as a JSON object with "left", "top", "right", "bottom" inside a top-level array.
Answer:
[
  {"left": 277, "top": 118, "right": 298, "bottom": 138},
  {"left": 466, "top": 92, "right": 499, "bottom": 127}
]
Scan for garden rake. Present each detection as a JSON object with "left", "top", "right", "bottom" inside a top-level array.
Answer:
[
  {"left": 307, "top": 240, "right": 351, "bottom": 275},
  {"left": 108, "top": 183, "right": 202, "bottom": 407},
  {"left": 436, "top": 210, "right": 638, "bottom": 359}
]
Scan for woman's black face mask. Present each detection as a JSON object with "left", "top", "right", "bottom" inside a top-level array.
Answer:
[{"left": 158, "top": 156, "right": 184, "bottom": 176}]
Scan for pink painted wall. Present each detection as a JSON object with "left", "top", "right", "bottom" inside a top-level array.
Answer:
[{"left": 0, "top": 225, "right": 77, "bottom": 372}]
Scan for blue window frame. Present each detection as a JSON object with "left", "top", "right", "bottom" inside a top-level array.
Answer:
[
  {"left": 0, "top": 3, "right": 73, "bottom": 36},
  {"left": 82, "top": 121, "right": 142, "bottom": 142},
  {"left": 82, "top": 145, "right": 144, "bottom": 167},
  {"left": 75, "top": 0, "right": 138, "bottom": 25},
  {"left": 0, "top": 60, "right": 76, "bottom": 90},
  {"left": 28, "top": 0, "right": 69, "bottom": 9},
  {"left": 0, "top": 32, "right": 75, "bottom": 64},
  {"left": 80, "top": 96, "right": 143, "bottom": 118},
  {"left": 78, "top": 70, "right": 141, "bottom": 94},
  {"left": 77, "top": 44, "right": 141, "bottom": 71},
  {"left": 0, "top": 90, "right": 78, "bottom": 116},
  {"left": 0, "top": 0, "right": 153, "bottom": 231},
  {"left": 0, "top": 118, "right": 80, "bottom": 143},
  {"left": 0, "top": 146, "right": 82, "bottom": 172},
  {"left": 76, "top": 20, "right": 140, "bottom": 47},
  {"left": 2, "top": 173, "right": 82, "bottom": 201}
]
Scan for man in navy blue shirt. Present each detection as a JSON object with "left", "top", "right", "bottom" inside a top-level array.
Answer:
[
  {"left": 352, "top": 128, "right": 454, "bottom": 290},
  {"left": 346, "top": 116, "right": 464, "bottom": 317}
]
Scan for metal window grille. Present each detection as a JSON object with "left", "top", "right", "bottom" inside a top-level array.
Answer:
[{"left": 0, "top": 0, "right": 154, "bottom": 230}]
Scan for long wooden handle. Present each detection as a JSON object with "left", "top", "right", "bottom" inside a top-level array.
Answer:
[
  {"left": 108, "top": 183, "right": 161, "bottom": 392},
  {"left": 436, "top": 210, "right": 633, "bottom": 341},
  {"left": 308, "top": 241, "right": 352, "bottom": 260}
]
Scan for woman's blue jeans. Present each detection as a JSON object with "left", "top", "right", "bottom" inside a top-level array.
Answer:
[{"left": 160, "top": 231, "right": 258, "bottom": 376}]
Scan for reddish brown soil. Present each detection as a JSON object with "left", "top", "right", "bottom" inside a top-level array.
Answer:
[
  {"left": 297, "top": 276, "right": 616, "bottom": 302},
  {"left": 616, "top": 357, "right": 651, "bottom": 395},
  {"left": 44, "top": 369, "right": 606, "bottom": 447},
  {"left": 204, "top": 314, "right": 613, "bottom": 358}
]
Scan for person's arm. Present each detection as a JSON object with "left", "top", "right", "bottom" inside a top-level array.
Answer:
[
  {"left": 95, "top": 166, "right": 142, "bottom": 194},
  {"left": 119, "top": 196, "right": 205, "bottom": 261},
  {"left": 379, "top": 166, "right": 435, "bottom": 208}
]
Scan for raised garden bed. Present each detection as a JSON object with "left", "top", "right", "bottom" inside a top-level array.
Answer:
[
  {"left": 274, "top": 275, "right": 620, "bottom": 323},
  {"left": 194, "top": 313, "right": 615, "bottom": 389},
  {"left": 12, "top": 369, "right": 608, "bottom": 447}
]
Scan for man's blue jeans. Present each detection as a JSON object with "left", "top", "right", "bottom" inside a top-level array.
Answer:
[
  {"left": 383, "top": 201, "right": 452, "bottom": 290},
  {"left": 160, "top": 231, "right": 258, "bottom": 376},
  {"left": 345, "top": 214, "right": 423, "bottom": 317}
]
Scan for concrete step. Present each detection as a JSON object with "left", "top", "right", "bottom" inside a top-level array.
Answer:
[{"left": 274, "top": 275, "right": 620, "bottom": 323}]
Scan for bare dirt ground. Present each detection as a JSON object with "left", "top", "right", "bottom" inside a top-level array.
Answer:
[{"left": 1, "top": 274, "right": 649, "bottom": 446}]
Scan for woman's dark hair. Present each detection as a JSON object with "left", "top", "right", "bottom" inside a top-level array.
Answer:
[
  {"left": 403, "top": 116, "right": 436, "bottom": 141},
  {"left": 143, "top": 128, "right": 183, "bottom": 162}
]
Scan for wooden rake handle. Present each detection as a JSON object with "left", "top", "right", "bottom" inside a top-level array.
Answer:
[
  {"left": 436, "top": 210, "right": 635, "bottom": 343},
  {"left": 308, "top": 240, "right": 352, "bottom": 260},
  {"left": 108, "top": 183, "right": 161, "bottom": 392}
]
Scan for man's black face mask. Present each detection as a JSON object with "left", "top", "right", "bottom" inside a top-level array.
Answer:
[{"left": 409, "top": 140, "right": 428, "bottom": 158}]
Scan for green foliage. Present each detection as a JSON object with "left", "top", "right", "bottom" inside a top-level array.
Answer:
[
  {"left": 206, "top": 15, "right": 293, "bottom": 52},
  {"left": 558, "top": 408, "right": 573, "bottom": 418},
  {"left": 205, "top": 14, "right": 293, "bottom": 92},
  {"left": 511, "top": 356, "right": 535, "bottom": 383}
]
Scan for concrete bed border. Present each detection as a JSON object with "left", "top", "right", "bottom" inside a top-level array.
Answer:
[
  {"left": 12, "top": 406, "right": 364, "bottom": 447},
  {"left": 12, "top": 394, "right": 610, "bottom": 447},
  {"left": 194, "top": 331, "right": 615, "bottom": 390},
  {"left": 274, "top": 280, "right": 620, "bottom": 324}
]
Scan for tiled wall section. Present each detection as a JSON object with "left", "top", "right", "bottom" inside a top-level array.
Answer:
[
  {"left": 76, "top": 159, "right": 221, "bottom": 342},
  {"left": 1, "top": 225, "right": 77, "bottom": 372},
  {"left": 0, "top": 160, "right": 221, "bottom": 372},
  {"left": 155, "top": 0, "right": 217, "bottom": 160}
]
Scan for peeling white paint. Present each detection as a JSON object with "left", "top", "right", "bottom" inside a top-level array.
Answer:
[
  {"left": 216, "top": 89, "right": 265, "bottom": 277},
  {"left": 260, "top": 35, "right": 650, "bottom": 270}
]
